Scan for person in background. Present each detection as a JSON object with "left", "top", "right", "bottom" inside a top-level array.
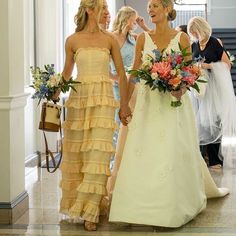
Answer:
[
  {"left": 175, "top": 24, "right": 188, "bottom": 34},
  {"left": 107, "top": 6, "right": 149, "bottom": 200},
  {"left": 188, "top": 16, "right": 236, "bottom": 169}
]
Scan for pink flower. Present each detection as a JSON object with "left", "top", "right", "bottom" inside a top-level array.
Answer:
[
  {"left": 182, "top": 75, "right": 197, "bottom": 86},
  {"left": 176, "top": 55, "right": 183, "bottom": 64},
  {"left": 151, "top": 62, "right": 171, "bottom": 79}
]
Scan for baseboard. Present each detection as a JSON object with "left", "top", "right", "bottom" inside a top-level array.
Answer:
[
  {"left": 25, "top": 151, "right": 41, "bottom": 168},
  {"left": 0, "top": 191, "right": 29, "bottom": 224}
]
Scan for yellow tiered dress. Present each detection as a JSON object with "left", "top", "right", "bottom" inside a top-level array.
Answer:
[{"left": 60, "top": 47, "right": 118, "bottom": 223}]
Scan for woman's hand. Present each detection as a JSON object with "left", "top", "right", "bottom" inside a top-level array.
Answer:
[
  {"left": 52, "top": 89, "right": 61, "bottom": 103},
  {"left": 136, "top": 16, "right": 150, "bottom": 32},
  {"left": 119, "top": 106, "right": 132, "bottom": 126},
  {"left": 200, "top": 62, "right": 212, "bottom": 70}
]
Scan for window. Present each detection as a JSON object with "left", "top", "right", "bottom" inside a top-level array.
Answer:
[
  {"left": 173, "top": 0, "right": 208, "bottom": 28},
  {"left": 63, "top": 0, "right": 116, "bottom": 37}
]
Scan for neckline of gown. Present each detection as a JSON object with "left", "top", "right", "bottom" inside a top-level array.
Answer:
[
  {"left": 145, "top": 31, "right": 182, "bottom": 52},
  {"left": 74, "top": 47, "right": 110, "bottom": 59}
]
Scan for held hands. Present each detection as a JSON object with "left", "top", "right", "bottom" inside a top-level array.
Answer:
[{"left": 119, "top": 106, "right": 132, "bottom": 126}]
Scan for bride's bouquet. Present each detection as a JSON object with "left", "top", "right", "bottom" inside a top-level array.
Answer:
[{"left": 129, "top": 46, "right": 206, "bottom": 107}]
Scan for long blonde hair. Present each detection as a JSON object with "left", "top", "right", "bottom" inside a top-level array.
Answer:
[
  {"left": 74, "top": 0, "right": 102, "bottom": 32},
  {"left": 112, "top": 6, "right": 137, "bottom": 33}
]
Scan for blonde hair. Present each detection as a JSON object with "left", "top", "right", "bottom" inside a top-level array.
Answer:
[
  {"left": 161, "top": 0, "right": 176, "bottom": 21},
  {"left": 112, "top": 6, "right": 137, "bottom": 32},
  {"left": 74, "top": 0, "right": 102, "bottom": 32},
  {"left": 187, "top": 16, "right": 212, "bottom": 41}
]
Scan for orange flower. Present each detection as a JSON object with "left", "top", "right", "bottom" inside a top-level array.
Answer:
[{"left": 168, "top": 77, "right": 181, "bottom": 88}]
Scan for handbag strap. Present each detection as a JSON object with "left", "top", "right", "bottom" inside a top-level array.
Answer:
[{"left": 43, "top": 123, "right": 63, "bottom": 173}]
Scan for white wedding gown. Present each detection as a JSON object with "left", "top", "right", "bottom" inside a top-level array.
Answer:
[{"left": 109, "top": 32, "right": 229, "bottom": 227}]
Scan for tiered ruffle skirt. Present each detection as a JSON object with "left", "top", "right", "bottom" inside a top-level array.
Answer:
[{"left": 60, "top": 76, "right": 118, "bottom": 223}]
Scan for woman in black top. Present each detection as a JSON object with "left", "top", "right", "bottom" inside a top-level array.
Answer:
[{"left": 187, "top": 16, "right": 234, "bottom": 169}]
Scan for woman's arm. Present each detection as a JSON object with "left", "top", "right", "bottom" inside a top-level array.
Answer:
[
  {"left": 62, "top": 36, "right": 75, "bottom": 81},
  {"left": 127, "top": 33, "right": 144, "bottom": 101},
  {"left": 52, "top": 35, "right": 75, "bottom": 101},
  {"left": 171, "top": 32, "right": 191, "bottom": 99},
  {"left": 110, "top": 34, "right": 131, "bottom": 124},
  {"left": 217, "top": 38, "right": 231, "bottom": 69}
]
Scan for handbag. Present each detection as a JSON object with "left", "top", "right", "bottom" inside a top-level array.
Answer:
[
  {"left": 39, "top": 102, "right": 63, "bottom": 173},
  {"left": 39, "top": 102, "right": 61, "bottom": 132}
]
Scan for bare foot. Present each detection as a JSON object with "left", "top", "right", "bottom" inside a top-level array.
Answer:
[{"left": 84, "top": 221, "right": 97, "bottom": 231}]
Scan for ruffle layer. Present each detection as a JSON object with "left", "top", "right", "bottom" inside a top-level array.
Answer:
[
  {"left": 65, "top": 96, "right": 119, "bottom": 109},
  {"left": 63, "top": 140, "right": 115, "bottom": 153},
  {"left": 81, "top": 162, "right": 111, "bottom": 176},
  {"left": 60, "top": 179, "right": 81, "bottom": 191},
  {"left": 60, "top": 161, "right": 111, "bottom": 176},
  {"left": 60, "top": 161, "right": 82, "bottom": 173},
  {"left": 60, "top": 198, "right": 76, "bottom": 213},
  {"left": 69, "top": 200, "right": 100, "bottom": 223},
  {"left": 78, "top": 182, "right": 107, "bottom": 195},
  {"left": 63, "top": 118, "right": 118, "bottom": 131}
]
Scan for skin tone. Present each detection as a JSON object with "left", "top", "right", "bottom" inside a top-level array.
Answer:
[
  {"left": 190, "top": 31, "right": 231, "bottom": 70},
  {"left": 136, "top": 16, "right": 151, "bottom": 31},
  {"left": 123, "top": 0, "right": 191, "bottom": 109}
]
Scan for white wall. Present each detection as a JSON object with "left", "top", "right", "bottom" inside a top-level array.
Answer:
[
  {"left": 208, "top": 0, "right": 236, "bottom": 28},
  {"left": 119, "top": 0, "right": 236, "bottom": 29},
  {"left": 24, "top": 0, "right": 64, "bottom": 160}
]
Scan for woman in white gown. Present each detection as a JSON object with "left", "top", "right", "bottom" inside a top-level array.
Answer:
[{"left": 109, "top": 0, "right": 229, "bottom": 228}]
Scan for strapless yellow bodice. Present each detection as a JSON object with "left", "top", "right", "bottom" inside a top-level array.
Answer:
[{"left": 74, "top": 48, "right": 110, "bottom": 83}]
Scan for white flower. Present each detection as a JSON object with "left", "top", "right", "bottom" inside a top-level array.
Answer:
[
  {"left": 141, "top": 60, "right": 152, "bottom": 70},
  {"left": 227, "top": 51, "right": 235, "bottom": 65},
  {"left": 144, "top": 54, "right": 153, "bottom": 62},
  {"left": 151, "top": 72, "right": 158, "bottom": 80},
  {"left": 170, "top": 69, "right": 177, "bottom": 76},
  {"left": 47, "top": 74, "right": 61, "bottom": 87},
  {"left": 34, "top": 79, "right": 43, "bottom": 91}
]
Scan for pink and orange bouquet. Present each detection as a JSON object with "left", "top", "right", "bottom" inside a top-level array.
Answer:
[{"left": 129, "top": 46, "right": 206, "bottom": 107}]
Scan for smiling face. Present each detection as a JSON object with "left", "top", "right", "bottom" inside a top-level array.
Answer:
[
  {"left": 99, "top": 0, "right": 109, "bottom": 25},
  {"left": 147, "top": 0, "right": 168, "bottom": 24}
]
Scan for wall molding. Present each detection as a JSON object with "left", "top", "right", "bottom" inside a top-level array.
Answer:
[
  {"left": 0, "top": 92, "right": 30, "bottom": 110},
  {"left": 0, "top": 191, "right": 28, "bottom": 224},
  {"left": 0, "top": 191, "right": 28, "bottom": 209}
]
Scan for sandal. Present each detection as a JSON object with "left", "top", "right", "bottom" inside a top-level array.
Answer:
[
  {"left": 210, "top": 164, "right": 222, "bottom": 169},
  {"left": 84, "top": 221, "right": 97, "bottom": 231}
]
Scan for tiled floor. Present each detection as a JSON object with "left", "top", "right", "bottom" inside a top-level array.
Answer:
[{"left": 0, "top": 165, "right": 236, "bottom": 235}]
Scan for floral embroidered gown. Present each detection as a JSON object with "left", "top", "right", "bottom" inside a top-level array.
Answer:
[
  {"left": 109, "top": 32, "right": 229, "bottom": 227},
  {"left": 59, "top": 47, "right": 118, "bottom": 223}
]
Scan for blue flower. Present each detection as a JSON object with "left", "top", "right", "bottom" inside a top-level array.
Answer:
[{"left": 152, "top": 49, "right": 161, "bottom": 62}]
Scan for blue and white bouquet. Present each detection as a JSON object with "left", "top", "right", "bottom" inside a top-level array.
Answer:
[{"left": 30, "top": 64, "right": 79, "bottom": 104}]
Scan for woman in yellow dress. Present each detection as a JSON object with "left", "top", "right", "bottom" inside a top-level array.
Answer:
[{"left": 56, "top": 0, "right": 130, "bottom": 231}]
